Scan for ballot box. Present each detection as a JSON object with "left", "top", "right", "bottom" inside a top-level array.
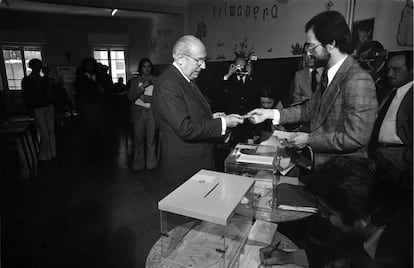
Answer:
[
  {"left": 224, "top": 143, "right": 293, "bottom": 179},
  {"left": 158, "top": 169, "right": 255, "bottom": 268}
]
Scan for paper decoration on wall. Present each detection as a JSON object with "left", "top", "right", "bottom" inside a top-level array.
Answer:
[
  {"left": 290, "top": 43, "right": 303, "bottom": 55},
  {"left": 397, "top": 0, "right": 413, "bottom": 46},
  {"left": 216, "top": 54, "right": 226, "bottom": 60},
  {"left": 195, "top": 21, "right": 208, "bottom": 40},
  {"left": 150, "top": 37, "right": 159, "bottom": 51},
  {"left": 233, "top": 38, "right": 255, "bottom": 58},
  {"left": 267, "top": 48, "right": 272, "bottom": 53},
  {"left": 325, "top": 0, "right": 334, "bottom": 10}
]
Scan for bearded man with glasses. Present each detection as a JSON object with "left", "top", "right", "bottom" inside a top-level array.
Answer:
[{"left": 249, "top": 11, "right": 378, "bottom": 167}]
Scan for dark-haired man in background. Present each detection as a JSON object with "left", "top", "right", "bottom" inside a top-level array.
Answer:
[
  {"left": 260, "top": 157, "right": 412, "bottom": 267},
  {"left": 369, "top": 51, "right": 413, "bottom": 199},
  {"left": 249, "top": 11, "right": 377, "bottom": 167}
]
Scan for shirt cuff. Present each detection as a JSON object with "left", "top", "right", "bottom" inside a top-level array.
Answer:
[
  {"left": 272, "top": 109, "right": 280, "bottom": 125},
  {"left": 223, "top": 75, "right": 229, "bottom": 81},
  {"left": 220, "top": 117, "right": 227, "bottom": 135}
]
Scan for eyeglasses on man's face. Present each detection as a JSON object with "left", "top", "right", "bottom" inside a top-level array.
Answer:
[
  {"left": 182, "top": 53, "right": 206, "bottom": 66},
  {"left": 305, "top": 42, "right": 322, "bottom": 53}
]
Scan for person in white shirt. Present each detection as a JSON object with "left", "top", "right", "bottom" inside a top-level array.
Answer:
[
  {"left": 369, "top": 50, "right": 412, "bottom": 194},
  {"left": 248, "top": 11, "right": 377, "bottom": 167}
]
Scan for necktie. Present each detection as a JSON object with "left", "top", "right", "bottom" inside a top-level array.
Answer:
[
  {"left": 311, "top": 69, "right": 318, "bottom": 93},
  {"left": 238, "top": 76, "right": 244, "bottom": 85},
  {"left": 320, "top": 69, "right": 328, "bottom": 95},
  {"left": 370, "top": 88, "right": 397, "bottom": 145}
]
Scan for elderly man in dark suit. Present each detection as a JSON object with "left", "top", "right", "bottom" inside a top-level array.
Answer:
[
  {"left": 248, "top": 11, "right": 377, "bottom": 167},
  {"left": 153, "top": 35, "right": 243, "bottom": 185},
  {"left": 369, "top": 50, "right": 413, "bottom": 194}
]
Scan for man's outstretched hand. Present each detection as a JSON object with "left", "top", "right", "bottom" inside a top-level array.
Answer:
[
  {"left": 247, "top": 108, "right": 274, "bottom": 124},
  {"left": 224, "top": 114, "right": 244, "bottom": 128}
]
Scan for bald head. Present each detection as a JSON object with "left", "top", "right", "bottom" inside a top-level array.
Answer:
[
  {"left": 172, "top": 35, "right": 205, "bottom": 59},
  {"left": 172, "top": 35, "right": 207, "bottom": 80}
]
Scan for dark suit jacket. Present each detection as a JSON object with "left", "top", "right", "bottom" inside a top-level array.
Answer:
[
  {"left": 153, "top": 65, "right": 222, "bottom": 185},
  {"left": 223, "top": 74, "right": 259, "bottom": 115},
  {"left": 392, "top": 86, "right": 412, "bottom": 164},
  {"left": 279, "top": 56, "right": 378, "bottom": 167}
]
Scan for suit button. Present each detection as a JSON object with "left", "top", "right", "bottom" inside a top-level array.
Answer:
[{"left": 241, "top": 97, "right": 244, "bottom": 100}]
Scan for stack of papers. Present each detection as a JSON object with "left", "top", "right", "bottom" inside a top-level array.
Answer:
[
  {"left": 248, "top": 220, "right": 278, "bottom": 245},
  {"left": 273, "top": 130, "right": 295, "bottom": 140}
]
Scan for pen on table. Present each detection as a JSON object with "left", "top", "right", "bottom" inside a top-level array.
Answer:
[{"left": 203, "top": 182, "right": 219, "bottom": 198}]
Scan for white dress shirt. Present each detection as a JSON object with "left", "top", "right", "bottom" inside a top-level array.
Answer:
[
  {"left": 172, "top": 62, "right": 226, "bottom": 134},
  {"left": 363, "top": 226, "right": 386, "bottom": 259},
  {"left": 378, "top": 81, "right": 413, "bottom": 143}
]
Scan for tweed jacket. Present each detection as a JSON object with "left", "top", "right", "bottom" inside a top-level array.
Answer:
[
  {"left": 279, "top": 56, "right": 378, "bottom": 167},
  {"left": 153, "top": 65, "right": 222, "bottom": 184}
]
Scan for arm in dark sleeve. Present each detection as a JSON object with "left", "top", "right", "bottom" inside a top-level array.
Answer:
[
  {"left": 156, "top": 80, "right": 222, "bottom": 141},
  {"left": 21, "top": 77, "right": 33, "bottom": 110},
  {"left": 127, "top": 78, "right": 145, "bottom": 102}
]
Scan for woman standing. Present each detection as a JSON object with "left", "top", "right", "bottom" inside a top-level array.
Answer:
[
  {"left": 22, "top": 59, "right": 56, "bottom": 161},
  {"left": 127, "top": 58, "right": 158, "bottom": 171}
]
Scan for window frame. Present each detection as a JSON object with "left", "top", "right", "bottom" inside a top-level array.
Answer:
[
  {"left": 91, "top": 47, "right": 128, "bottom": 83},
  {"left": 1, "top": 44, "right": 45, "bottom": 91}
]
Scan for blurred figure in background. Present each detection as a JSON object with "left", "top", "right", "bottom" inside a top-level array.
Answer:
[
  {"left": 113, "top": 77, "right": 129, "bottom": 123},
  {"left": 223, "top": 56, "right": 260, "bottom": 145},
  {"left": 127, "top": 58, "right": 157, "bottom": 171},
  {"left": 74, "top": 57, "right": 106, "bottom": 159},
  {"left": 22, "top": 59, "right": 56, "bottom": 161}
]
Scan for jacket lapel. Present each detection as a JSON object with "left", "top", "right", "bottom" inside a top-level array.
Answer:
[
  {"left": 190, "top": 81, "right": 212, "bottom": 117},
  {"left": 396, "top": 87, "right": 412, "bottom": 137},
  {"left": 311, "top": 57, "right": 353, "bottom": 130},
  {"left": 170, "top": 66, "right": 212, "bottom": 118}
]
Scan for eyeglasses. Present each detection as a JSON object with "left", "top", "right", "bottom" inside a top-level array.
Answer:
[
  {"left": 305, "top": 42, "right": 322, "bottom": 52},
  {"left": 182, "top": 53, "right": 206, "bottom": 66}
]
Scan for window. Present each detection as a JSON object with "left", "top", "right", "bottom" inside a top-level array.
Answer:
[
  {"left": 93, "top": 49, "right": 126, "bottom": 83},
  {"left": 2, "top": 46, "right": 43, "bottom": 90}
]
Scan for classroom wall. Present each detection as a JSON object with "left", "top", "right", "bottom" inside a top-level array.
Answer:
[
  {"left": 0, "top": 9, "right": 184, "bottom": 113},
  {"left": 0, "top": 10, "right": 152, "bottom": 79},
  {"left": 373, "top": 0, "right": 413, "bottom": 51},
  {"left": 187, "top": 0, "right": 348, "bottom": 61}
]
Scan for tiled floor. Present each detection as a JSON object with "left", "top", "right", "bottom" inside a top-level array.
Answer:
[
  {"left": 2, "top": 117, "right": 173, "bottom": 268},
  {"left": 1, "top": 116, "right": 308, "bottom": 268}
]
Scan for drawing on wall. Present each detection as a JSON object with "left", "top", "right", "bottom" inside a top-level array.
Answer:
[
  {"left": 233, "top": 38, "right": 254, "bottom": 58},
  {"left": 325, "top": 0, "right": 334, "bottom": 10},
  {"left": 290, "top": 43, "right": 303, "bottom": 55},
  {"left": 195, "top": 21, "right": 207, "bottom": 40},
  {"left": 397, "top": 0, "right": 413, "bottom": 46},
  {"left": 150, "top": 37, "right": 159, "bottom": 52},
  {"left": 352, "top": 18, "right": 374, "bottom": 55}
]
